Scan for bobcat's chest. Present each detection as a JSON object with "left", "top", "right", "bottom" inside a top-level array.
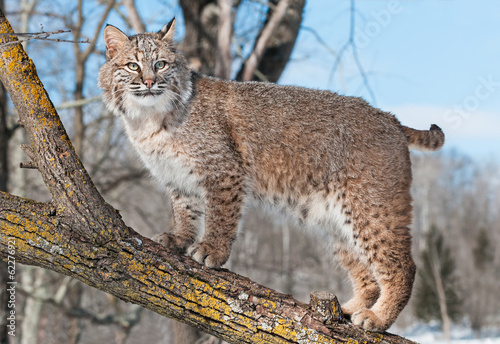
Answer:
[
  {"left": 124, "top": 119, "right": 203, "bottom": 197},
  {"left": 141, "top": 148, "right": 202, "bottom": 197}
]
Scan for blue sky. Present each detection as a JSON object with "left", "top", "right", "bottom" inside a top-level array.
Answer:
[{"left": 279, "top": 0, "right": 500, "bottom": 161}]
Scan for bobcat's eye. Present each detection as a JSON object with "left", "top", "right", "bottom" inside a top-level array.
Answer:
[
  {"left": 127, "top": 62, "right": 140, "bottom": 71},
  {"left": 155, "top": 61, "right": 167, "bottom": 70}
]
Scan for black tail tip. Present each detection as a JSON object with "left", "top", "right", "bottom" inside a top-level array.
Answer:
[{"left": 430, "top": 124, "right": 442, "bottom": 131}]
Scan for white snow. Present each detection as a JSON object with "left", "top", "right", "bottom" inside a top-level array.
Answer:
[{"left": 395, "top": 321, "right": 500, "bottom": 344}]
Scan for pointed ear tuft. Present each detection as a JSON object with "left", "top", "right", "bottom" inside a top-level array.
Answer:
[
  {"left": 103, "top": 24, "right": 129, "bottom": 60},
  {"left": 158, "top": 18, "right": 176, "bottom": 42}
]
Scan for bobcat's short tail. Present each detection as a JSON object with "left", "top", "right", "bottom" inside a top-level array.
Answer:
[{"left": 401, "top": 124, "right": 445, "bottom": 151}]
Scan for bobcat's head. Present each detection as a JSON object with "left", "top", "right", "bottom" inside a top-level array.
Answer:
[{"left": 98, "top": 18, "right": 191, "bottom": 118}]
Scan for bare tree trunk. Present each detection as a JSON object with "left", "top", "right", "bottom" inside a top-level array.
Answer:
[
  {"left": 430, "top": 248, "right": 451, "bottom": 341},
  {"left": 236, "top": 0, "right": 305, "bottom": 82},
  {"left": 240, "top": 0, "right": 290, "bottom": 81},
  {"left": 181, "top": 0, "right": 303, "bottom": 82},
  {"left": 72, "top": 0, "right": 85, "bottom": 157},
  {"left": 179, "top": 0, "right": 219, "bottom": 74},
  {"left": 71, "top": 0, "right": 115, "bottom": 157},
  {"left": 215, "top": 0, "right": 232, "bottom": 79},
  {"left": 19, "top": 267, "right": 45, "bottom": 344}
]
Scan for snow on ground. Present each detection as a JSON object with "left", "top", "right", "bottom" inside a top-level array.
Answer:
[{"left": 394, "top": 321, "right": 500, "bottom": 344}]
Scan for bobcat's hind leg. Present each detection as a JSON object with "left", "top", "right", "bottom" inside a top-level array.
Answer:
[
  {"left": 339, "top": 249, "right": 380, "bottom": 319},
  {"left": 350, "top": 227, "right": 416, "bottom": 332}
]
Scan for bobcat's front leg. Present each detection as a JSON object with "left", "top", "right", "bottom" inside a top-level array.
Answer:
[
  {"left": 153, "top": 190, "right": 204, "bottom": 253},
  {"left": 187, "top": 173, "right": 245, "bottom": 268}
]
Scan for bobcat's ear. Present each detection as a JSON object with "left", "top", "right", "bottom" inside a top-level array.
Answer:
[
  {"left": 158, "top": 18, "right": 176, "bottom": 42},
  {"left": 103, "top": 24, "right": 128, "bottom": 60}
]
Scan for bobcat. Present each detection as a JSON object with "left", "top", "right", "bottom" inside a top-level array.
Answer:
[{"left": 98, "top": 18, "right": 444, "bottom": 332}]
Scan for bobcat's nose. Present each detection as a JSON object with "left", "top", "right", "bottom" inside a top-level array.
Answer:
[{"left": 144, "top": 79, "right": 155, "bottom": 89}]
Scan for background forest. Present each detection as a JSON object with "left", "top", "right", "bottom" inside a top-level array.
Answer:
[{"left": 0, "top": 0, "right": 499, "bottom": 343}]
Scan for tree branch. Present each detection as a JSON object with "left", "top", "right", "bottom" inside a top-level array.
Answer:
[
  {"left": 241, "top": 0, "right": 289, "bottom": 81},
  {"left": 0, "top": 191, "right": 413, "bottom": 344},
  {"left": 329, "top": 0, "right": 375, "bottom": 103},
  {"left": 82, "top": 0, "right": 116, "bottom": 61},
  {"left": 0, "top": 11, "right": 416, "bottom": 344},
  {"left": 215, "top": 0, "right": 232, "bottom": 79},
  {"left": 122, "top": 0, "right": 146, "bottom": 33},
  {"left": 236, "top": 0, "right": 305, "bottom": 83},
  {"left": 55, "top": 95, "right": 101, "bottom": 110},
  {"left": 0, "top": 30, "right": 90, "bottom": 46},
  {"left": 0, "top": 11, "right": 119, "bottom": 243}
]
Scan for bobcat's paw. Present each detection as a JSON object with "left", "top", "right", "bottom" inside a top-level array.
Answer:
[
  {"left": 351, "top": 308, "right": 389, "bottom": 332},
  {"left": 341, "top": 298, "right": 364, "bottom": 319},
  {"left": 187, "top": 242, "right": 230, "bottom": 268},
  {"left": 152, "top": 232, "right": 191, "bottom": 253},
  {"left": 341, "top": 294, "right": 379, "bottom": 319}
]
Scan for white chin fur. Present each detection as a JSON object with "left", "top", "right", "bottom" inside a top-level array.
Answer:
[
  {"left": 123, "top": 94, "right": 173, "bottom": 118},
  {"left": 132, "top": 94, "right": 161, "bottom": 107}
]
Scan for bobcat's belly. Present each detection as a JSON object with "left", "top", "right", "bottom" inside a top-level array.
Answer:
[{"left": 258, "top": 191, "right": 355, "bottom": 247}]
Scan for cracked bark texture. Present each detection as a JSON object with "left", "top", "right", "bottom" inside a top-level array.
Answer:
[{"left": 0, "top": 11, "right": 417, "bottom": 344}]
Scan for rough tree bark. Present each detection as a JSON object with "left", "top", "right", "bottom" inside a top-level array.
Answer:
[
  {"left": 0, "top": 12, "right": 417, "bottom": 344},
  {"left": 180, "top": 0, "right": 304, "bottom": 83},
  {"left": 179, "top": 0, "right": 220, "bottom": 74},
  {"left": 215, "top": 0, "right": 232, "bottom": 79}
]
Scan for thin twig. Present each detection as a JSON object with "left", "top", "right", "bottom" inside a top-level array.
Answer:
[
  {"left": 20, "top": 144, "right": 35, "bottom": 160},
  {"left": 20, "top": 160, "right": 38, "bottom": 169},
  {"left": 0, "top": 30, "right": 71, "bottom": 37},
  {"left": 348, "top": 0, "right": 376, "bottom": 103},
  {"left": 301, "top": 26, "right": 346, "bottom": 90},
  {"left": 82, "top": 0, "right": 116, "bottom": 61},
  {"left": 328, "top": 0, "right": 376, "bottom": 103},
  {"left": 0, "top": 30, "right": 89, "bottom": 46},
  {"left": 301, "top": 27, "right": 340, "bottom": 60},
  {"left": 56, "top": 95, "right": 102, "bottom": 110}
]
